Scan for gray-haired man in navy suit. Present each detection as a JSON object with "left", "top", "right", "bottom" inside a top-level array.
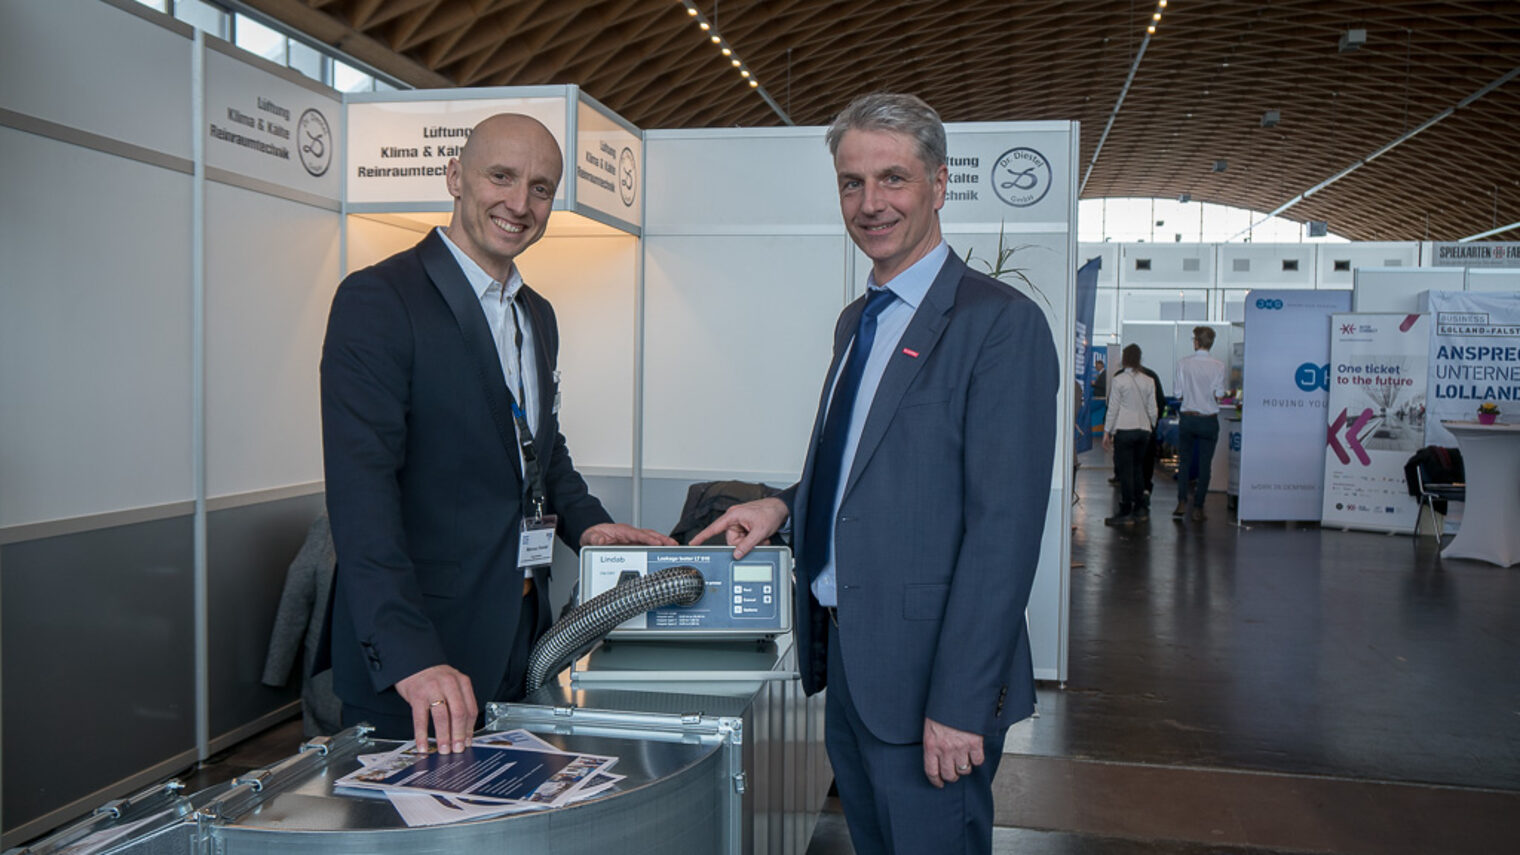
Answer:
[{"left": 694, "top": 93, "right": 1058, "bottom": 854}]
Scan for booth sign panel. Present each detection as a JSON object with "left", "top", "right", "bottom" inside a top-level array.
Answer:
[
  {"left": 346, "top": 97, "right": 568, "bottom": 206},
  {"left": 1423, "top": 290, "right": 1520, "bottom": 448},
  {"left": 1321, "top": 313, "right": 1429, "bottom": 533},
  {"left": 1238, "top": 289, "right": 1351, "bottom": 521},
  {"left": 575, "top": 99, "right": 641, "bottom": 228},
  {"left": 940, "top": 126, "right": 1071, "bottom": 225},
  {"left": 204, "top": 47, "right": 341, "bottom": 200}
]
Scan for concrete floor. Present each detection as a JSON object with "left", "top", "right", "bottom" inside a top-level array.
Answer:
[
  {"left": 176, "top": 448, "right": 1520, "bottom": 853},
  {"left": 805, "top": 449, "right": 1520, "bottom": 853}
]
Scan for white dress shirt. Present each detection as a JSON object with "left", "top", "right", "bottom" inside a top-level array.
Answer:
[{"left": 1174, "top": 349, "right": 1227, "bottom": 415}]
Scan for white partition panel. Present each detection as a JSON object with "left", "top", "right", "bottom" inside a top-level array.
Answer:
[
  {"left": 642, "top": 234, "right": 845, "bottom": 479},
  {"left": 644, "top": 129, "right": 841, "bottom": 233},
  {"left": 1316, "top": 242, "right": 1418, "bottom": 288},
  {"left": 0, "top": 0, "right": 193, "bottom": 160},
  {"left": 346, "top": 214, "right": 430, "bottom": 272},
  {"left": 1219, "top": 244, "right": 1316, "bottom": 289},
  {"left": 1467, "top": 268, "right": 1520, "bottom": 294},
  {"left": 205, "top": 184, "right": 339, "bottom": 497},
  {"left": 1353, "top": 267, "right": 1464, "bottom": 312},
  {"left": 517, "top": 234, "right": 639, "bottom": 472},
  {"left": 0, "top": 126, "right": 193, "bottom": 526}
]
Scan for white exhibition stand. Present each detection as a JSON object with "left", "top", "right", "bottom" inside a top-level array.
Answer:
[{"left": 1440, "top": 421, "right": 1520, "bottom": 567}]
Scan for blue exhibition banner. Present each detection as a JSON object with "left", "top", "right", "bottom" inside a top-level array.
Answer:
[
  {"left": 1238, "top": 288, "right": 1352, "bottom": 521},
  {"left": 1073, "top": 256, "right": 1101, "bottom": 453}
]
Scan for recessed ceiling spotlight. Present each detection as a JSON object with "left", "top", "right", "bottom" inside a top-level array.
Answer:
[
  {"left": 1147, "top": 24, "right": 1156, "bottom": 33},
  {"left": 731, "top": 58, "right": 741, "bottom": 66},
  {"left": 686, "top": 5, "right": 696, "bottom": 15},
  {"left": 699, "top": 21, "right": 709, "bottom": 30},
  {"left": 721, "top": 47, "right": 732, "bottom": 56},
  {"left": 749, "top": 80, "right": 758, "bottom": 88},
  {"left": 711, "top": 35, "right": 721, "bottom": 43},
  {"left": 740, "top": 69, "right": 750, "bottom": 78}
]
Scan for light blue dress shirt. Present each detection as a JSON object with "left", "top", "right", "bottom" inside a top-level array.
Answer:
[{"left": 811, "top": 241, "right": 949, "bottom": 606}]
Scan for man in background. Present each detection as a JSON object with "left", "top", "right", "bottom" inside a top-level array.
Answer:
[
  {"left": 1173, "top": 326, "right": 1228, "bottom": 521},
  {"left": 691, "top": 93, "right": 1057, "bottom": 855}
]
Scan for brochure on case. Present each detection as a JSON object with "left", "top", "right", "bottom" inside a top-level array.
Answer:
[{"left": 336, "top": 731, "right": 619, "bottom": 809}]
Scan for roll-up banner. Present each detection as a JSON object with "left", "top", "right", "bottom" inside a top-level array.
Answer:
[
  {"left": 1322, "top": 314, "right": 1429, "bottom": 533},
  {"left": 1074, "top": 256, "right": 1100, "bottom": 453},
  {"left": 1239, "top": 289, "right": 1352, "bottom": 521},
  {"left": 1424, "top": 291, "right": 1520, "bottom": 448}
]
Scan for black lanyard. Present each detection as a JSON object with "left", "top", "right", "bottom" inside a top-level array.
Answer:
[{"left": 508, "top": 299, "right": 545, "bottom": 515}]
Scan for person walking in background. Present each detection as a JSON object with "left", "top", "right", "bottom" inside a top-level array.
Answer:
[
  {"left": 1103, "top": 344, "right": 1158, "bottom": 525},
  {"left": 1137, "top": 356, "right": 1167, "bottom": 497},
  {"left": 1173, "top": 326, "right": 1228, "bottom": 522}
]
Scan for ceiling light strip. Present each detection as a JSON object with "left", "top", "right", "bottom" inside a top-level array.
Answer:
[
  {"left": 679, "top": 1, "right": 793, "bottom": 125},
  {"left": 1230, "top": 64, "right": 1520, "bottom": 240},
  {"left": 1458, "top": 219, "right": 1520, "bottom": 243},
  {"left": 1080, "top": 0, "right": 1168, "bottom": 195}
]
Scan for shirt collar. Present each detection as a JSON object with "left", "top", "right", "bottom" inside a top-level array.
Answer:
[
  {"left": 436, "top": 227, "right": 523, "bottom": 302},
  {"left": 865, "top": 240, "right": 948, "bottom": 309}
]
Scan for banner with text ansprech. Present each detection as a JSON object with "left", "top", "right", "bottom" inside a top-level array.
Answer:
[{"left": 1424, "top": 291, "right": 1520, "bottom": 448}]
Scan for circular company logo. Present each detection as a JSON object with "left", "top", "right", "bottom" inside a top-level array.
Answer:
[
  {"left": 990, "top": 147, "right": 1052, "bottom": 208},
  {"left": 296, "top": 108, "right": 331, "bottom": 177},
  {"left": 618, "top": 146, "right": 637, "bottom": 207},
  {"left": 1255, "top": 298, "right": 1285, "bottom": 310},
  {"left": 1295, "top": 362, "right": 1329, "bottom": 392}
]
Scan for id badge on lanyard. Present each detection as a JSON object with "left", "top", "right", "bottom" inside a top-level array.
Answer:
[{"left": 518, "top": 500, "right": 557, "bottom": 572}]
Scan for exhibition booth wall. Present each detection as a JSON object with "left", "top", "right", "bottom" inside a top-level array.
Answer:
[{"left": 1, "top": 0, "right": 1079, "bottom": 842}]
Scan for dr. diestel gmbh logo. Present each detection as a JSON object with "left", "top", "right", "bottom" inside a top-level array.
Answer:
[
  {"left": 990, "top": 147, "right": 1051, "bottom": 207},
  {"left": 297, "top": 108, "right": 331, "bottom": 177},
  {"left": 618, "top": 146, "right": 637, "bottom": 207}
]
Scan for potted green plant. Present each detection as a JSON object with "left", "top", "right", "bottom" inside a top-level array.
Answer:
[{"left": 1477, "top": 401, "right": 1500, "bottom": 425}]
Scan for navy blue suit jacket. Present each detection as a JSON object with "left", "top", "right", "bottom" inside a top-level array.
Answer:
[
  {"left": 785, "top": 252, "right": 1058, "bottom": 744},
  {"left": 319, "top": 230, "right": 611, "bottom": 717}
]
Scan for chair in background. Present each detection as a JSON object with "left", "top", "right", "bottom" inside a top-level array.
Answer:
[{"left": 1403, "top": 446, "right": 1465, "bottom": 541}]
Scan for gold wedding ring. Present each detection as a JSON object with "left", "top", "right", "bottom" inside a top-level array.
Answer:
[
  {"left": 429, "top": 698, "right": 445, "bottom": 707},
  {"left": 956, "top": 763, "right": 971, "bottom": 772}
]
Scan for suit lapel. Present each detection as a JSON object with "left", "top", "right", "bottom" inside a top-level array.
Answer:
[
  {"left": 417, "top": 231, "right": 523, "bottom": 477},
  {"left": 841, "top": 253, "right": 963, "bottom": 498}
]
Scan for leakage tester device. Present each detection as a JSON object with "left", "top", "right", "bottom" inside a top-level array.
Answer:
[{"left": 579, "top": 546, "right": 793, "bottom": 639}]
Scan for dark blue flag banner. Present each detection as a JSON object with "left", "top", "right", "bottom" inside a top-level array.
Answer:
[{"left": 1074, "top": 256, "right": 1101, "bottom": 453}]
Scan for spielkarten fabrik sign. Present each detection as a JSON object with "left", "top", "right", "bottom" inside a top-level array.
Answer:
[{"left": 1431, "top": 242, "right": 1520, "bottom": 267}]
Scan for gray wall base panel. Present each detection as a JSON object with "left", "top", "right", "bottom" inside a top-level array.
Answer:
[
  {"left": 2, "top": 516, "right": 196, "bottom": 834},
  {"left": 207, "top": 493, "right": 326, "bottom": 738},
  {"left": 0, "top": 747, "right": 198, "bottom": 851},
  {"left": 208, "top": 701, "right": 301, "bottom": 757}
]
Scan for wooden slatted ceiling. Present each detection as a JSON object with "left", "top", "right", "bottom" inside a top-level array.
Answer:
[{"left": 243, "top": 0, "right": 1520, "bottom": 241}]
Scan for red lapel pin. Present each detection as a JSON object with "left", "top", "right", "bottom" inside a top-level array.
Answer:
[{"left": 902, "top": 348, "right": 919, "bottom": 358}]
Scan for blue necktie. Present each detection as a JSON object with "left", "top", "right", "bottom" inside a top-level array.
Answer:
[{"left": 804, "top": 287, "right": 897, "bottom": 579}]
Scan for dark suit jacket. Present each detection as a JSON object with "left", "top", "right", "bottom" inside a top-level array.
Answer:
[
  {"left": 783, "top": 251, "right": 1058, "bottom": 744},
  {"left": 320, "top": 229, "right": 611, "bottom": 717}
]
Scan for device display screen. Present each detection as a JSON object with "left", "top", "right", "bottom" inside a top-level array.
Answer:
[{"left": 732, "top": 563, "right": 772, "bottom": 583}]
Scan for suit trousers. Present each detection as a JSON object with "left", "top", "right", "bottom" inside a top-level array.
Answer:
[
  {"left": 1112, "top": 428, "right": 1150, "bottom": 515},
  {"left": 1177, "top": 413, "right": 1220, "bottom": 506},
  {"left": 825, "top": 618, "right": 1005, "bottom": 855},
  {"left": 341, "top": 589, "right": 540, "bottom": 740}
]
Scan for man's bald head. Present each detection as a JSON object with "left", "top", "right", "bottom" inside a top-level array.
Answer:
[{"left": 444, "top": 113, "right": 563, "bottom": 281}]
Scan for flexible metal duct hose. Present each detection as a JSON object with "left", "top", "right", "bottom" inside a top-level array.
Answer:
[{"left": 524, "top": 565, "right": 706, "bottom": 692}]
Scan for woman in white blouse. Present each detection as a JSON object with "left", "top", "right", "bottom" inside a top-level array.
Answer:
[{"left": 1102, "top": 344, "right": 1158, "bottom": 525}]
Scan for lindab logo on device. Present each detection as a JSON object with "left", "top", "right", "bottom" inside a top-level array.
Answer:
[{"left": 991, "top": 147, "right": 1051, "bottom": 208}]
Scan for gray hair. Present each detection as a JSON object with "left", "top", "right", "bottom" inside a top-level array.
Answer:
[{"left": 824, "top": 93, "right": 947, "bottom": 172}]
